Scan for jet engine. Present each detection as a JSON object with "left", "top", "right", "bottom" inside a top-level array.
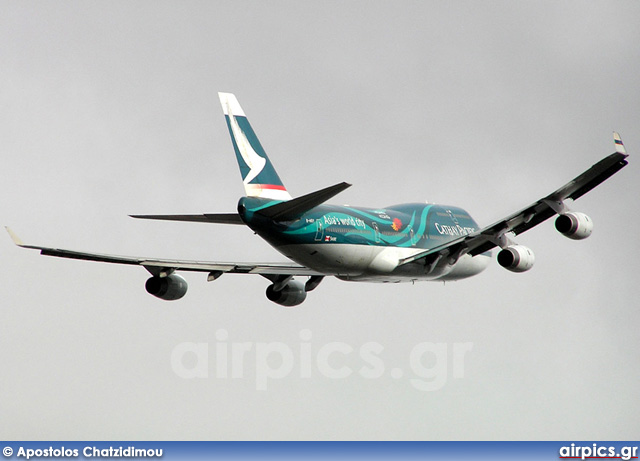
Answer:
[
  {"left": 555, "top": 212, "right": 593, "bottom": 240},
  {"left": 145, "top": 274, "right": 188, "bottom": 300},
  {"left": 266, "top": 279, "right": 307, "bottom": 307},
  {"left": 497, "top": 245, "right": 535, "bottom": 273}
]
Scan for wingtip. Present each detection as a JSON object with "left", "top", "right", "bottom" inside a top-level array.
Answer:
[
  {"left": 5, "top": 226, "right": 24, "bottom": 246},
  {"left": 613, "top": 131, "right": 627, "bottom": 155}
]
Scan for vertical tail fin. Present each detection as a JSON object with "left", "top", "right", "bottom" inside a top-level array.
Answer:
[{"left": 219, "top": 93, "right": 292, "bottom": 201}]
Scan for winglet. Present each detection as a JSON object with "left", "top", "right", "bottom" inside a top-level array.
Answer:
[
  {"left": 5, "top": 226, "right": 24, "bottom": 246},
  {"left": 613, "top": 131, "right": 627, "bottom": 155}
]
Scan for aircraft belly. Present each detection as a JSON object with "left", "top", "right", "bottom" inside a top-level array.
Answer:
[
  {"left": 275, "top": 244, "right": 491, "bottom": 283},
  {"left": 275, "top": 243, "right": 379, "bottom": 275},
  {"left": 275, "top": 244, "right": 428, "bottom": 278}
]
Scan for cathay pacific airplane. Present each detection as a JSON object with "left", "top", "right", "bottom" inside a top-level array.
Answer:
[{"left": 7, "top": 93, "right": 629, "bottom": 306}]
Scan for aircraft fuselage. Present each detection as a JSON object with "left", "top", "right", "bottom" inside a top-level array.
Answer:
[{"left": 238, "top": 197, "right": 491, "bottom": 282}]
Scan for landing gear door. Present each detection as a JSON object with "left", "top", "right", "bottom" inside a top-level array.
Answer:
[
  {"left": 314, "top": 220, "right": 324, "bottom": 241},
  {"left": 372, "top": 222, "right": 381, "bottom": 243}
]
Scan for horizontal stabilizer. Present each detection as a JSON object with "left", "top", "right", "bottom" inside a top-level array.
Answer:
[
  {"left": 130, "top": 213, "right": 245, "bottom": 225},
  {"left": 258, "top": 182, "right": 351, "bottom": 221}
]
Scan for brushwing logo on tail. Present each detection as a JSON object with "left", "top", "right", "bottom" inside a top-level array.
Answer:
[{"left": 226, "top": 102, "right": 266, "bottom": 184}]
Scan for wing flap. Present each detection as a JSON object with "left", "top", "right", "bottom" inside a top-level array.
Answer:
[{"left": 550, "top": 151, "right": 628, "bottom": 202}]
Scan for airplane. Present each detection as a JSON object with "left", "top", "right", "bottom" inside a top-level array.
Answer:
[{"left": 6, "top": 93, "right": 629, "bottom": 307}]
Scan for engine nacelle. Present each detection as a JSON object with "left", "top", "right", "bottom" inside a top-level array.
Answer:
[
  {"left": 145, "top": 274, "right": 188, "bottom": 300},
  {"left": 497, "top": 245, "right": 535, "bottom": 273},
  {"left": 555, "top": 212, "right": 593, "bottom": 240},
  {"left": 266, "top": 279, "right": 307, "bottom": 307}
]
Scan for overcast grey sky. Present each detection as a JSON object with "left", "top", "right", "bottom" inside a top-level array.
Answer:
[{"left": 1, "top": 1, "right": 639, "bottom": 440}]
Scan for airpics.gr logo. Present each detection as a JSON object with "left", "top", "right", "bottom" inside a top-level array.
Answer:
[
  {"left": 559, "top": 443, "right": 638, "bottom": 460},
  {"left": 170, "top": 329, "right": 474, "bottom": 392}
]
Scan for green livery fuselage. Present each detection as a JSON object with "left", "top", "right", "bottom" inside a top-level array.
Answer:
[
  {"left": 239, "top": 197, "right": 478, "bottom": 248},
  {"left": 237, "top": 197, "right": 490, "bottom": 281}
]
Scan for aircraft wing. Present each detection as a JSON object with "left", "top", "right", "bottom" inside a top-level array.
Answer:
[
  {"left": 5, "top": 227, "right": 323, "bottom": 277},
  {"left": 399, "top": 139, "right": 629, "bottom": 267}
]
